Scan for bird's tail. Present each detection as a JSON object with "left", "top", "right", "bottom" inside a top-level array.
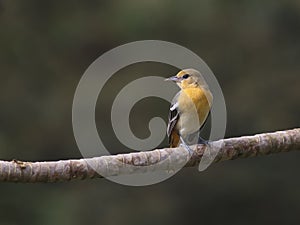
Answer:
[{"left": 169, "top": 131, "right": 180, "bottom": 148}]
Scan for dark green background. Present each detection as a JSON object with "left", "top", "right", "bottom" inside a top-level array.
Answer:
[{"left": 0, "top": 1, "right": 299, "bottom": 225}]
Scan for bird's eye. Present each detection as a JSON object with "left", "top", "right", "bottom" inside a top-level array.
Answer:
[{"left": 182, "top": 74, "right": 190, "bottom": 79}]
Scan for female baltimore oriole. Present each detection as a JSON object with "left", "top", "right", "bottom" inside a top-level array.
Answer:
[{"left": 165, "top": 68, "right": 213, "bottom": 153}]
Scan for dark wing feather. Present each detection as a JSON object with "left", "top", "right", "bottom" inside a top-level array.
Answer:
[{"left": 167, "top": 92, "right": 180, "bottom": 143}]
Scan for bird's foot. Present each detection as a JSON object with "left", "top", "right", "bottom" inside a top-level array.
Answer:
[
  {"left": 197, "top": 136, "right": 210, "bottom": 146},
  {"left": 180, "top": 136, "right": 194, "bottom": 156}
]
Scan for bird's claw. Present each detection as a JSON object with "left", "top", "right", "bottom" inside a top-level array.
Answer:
[
  {"left": 179, "top": 143, "right": 194, "bottom": 156},
  {"left": 180, "top": 137, "right": 194, "bottom": 156},
  {"left": 198, "top": 136, "right": 210, "bottom": 146}
]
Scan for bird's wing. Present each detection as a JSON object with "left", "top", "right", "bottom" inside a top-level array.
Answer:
[{"left": 167, "top": 92, "right": 180, "bottom": 142}]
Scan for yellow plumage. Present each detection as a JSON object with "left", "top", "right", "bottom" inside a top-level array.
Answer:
[{"left": 179, "top": 87, "right": 211, "bottom": 127}]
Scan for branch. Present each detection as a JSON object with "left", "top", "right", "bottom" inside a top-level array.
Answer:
[{"left": 0, "top": 128, "right": 299, "bottom": 183}]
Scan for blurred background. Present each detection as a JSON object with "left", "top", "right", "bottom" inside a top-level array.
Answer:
[{"left": 0, "top": 0, "right": 299, "bottom": 225}]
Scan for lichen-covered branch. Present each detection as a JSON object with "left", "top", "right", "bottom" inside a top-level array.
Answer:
[{"left": 0, "top": 128, "right": 299, "bottom": 183}]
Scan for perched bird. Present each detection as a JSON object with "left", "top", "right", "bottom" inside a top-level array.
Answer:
[{"left": 165, "top": 68, "right": 213, "bottom": 153}]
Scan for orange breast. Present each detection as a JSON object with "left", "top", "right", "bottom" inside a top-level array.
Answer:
[{"left": 178, "top": 87, "right": 212, "bottom": 131}]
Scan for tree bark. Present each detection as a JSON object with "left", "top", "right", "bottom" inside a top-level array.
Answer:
[{"left": 0, "top": 128, "right": 299, "bottom": 183}]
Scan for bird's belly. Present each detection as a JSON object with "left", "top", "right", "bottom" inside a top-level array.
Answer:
[
  {"left": 176, "top": 87, "right": 212, "bottom": 137},
  {"left": 177, "top": 111, "right": 203, "bottom": 137}
]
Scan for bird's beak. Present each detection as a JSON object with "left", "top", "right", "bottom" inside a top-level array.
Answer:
[{"left": 165, "top": 76, "right": 181, "bottom": 82}]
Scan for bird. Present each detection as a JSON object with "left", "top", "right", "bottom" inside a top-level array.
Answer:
[{"left": 165, "top": 68, "right": 213, "bottom": 154}]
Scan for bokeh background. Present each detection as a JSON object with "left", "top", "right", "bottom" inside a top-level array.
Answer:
[{"left": 0, "top": 0, "right": 300, "bottom": 225}]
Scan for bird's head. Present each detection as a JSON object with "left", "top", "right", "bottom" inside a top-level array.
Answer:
[{"left": 165, "top": 68, "right": 209, "bottom": 89}]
